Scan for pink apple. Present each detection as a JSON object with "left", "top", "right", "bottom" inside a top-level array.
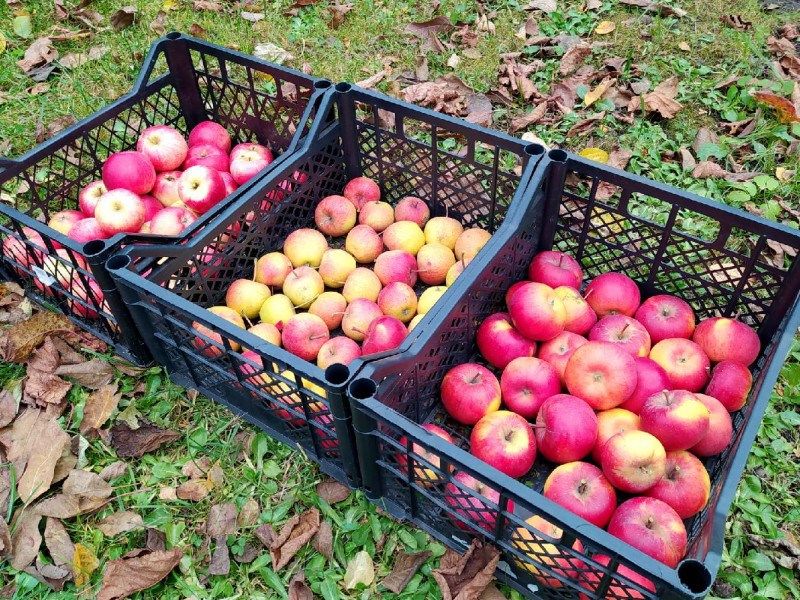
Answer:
[
  {"left": 314, "top": 195, "right": 357, "bottom": 237},
  {"left": 48, "top": 210, "right": 85, "bottom": 236},
  {"left": 441, "top": 363, "right": 501, "bottom": 425},
  {"left": 508, "top": 282, "right": 567, "bottom": 341},
  {"left": 2, "top": 227, "right": 46, "bottom": 275},
  {"left": 500, "top": 357, "right": 560, "bottom": 419},
  {"left": 255, "top": 252, "right": 293, "bottom": 288},
  {"left": 639, "top": 390, "right": 710, "bottom": 451},
  {"left": 358, "top": 201, "right": 394, "bottom": 232},
  {"left": 341, "top": 297, "right": 383, "bottom": 342},
  {"left": 645, "top": 450, "right": 710, "bottom": 519},
  {"left": 151, "top": 171, "right": 182, "bottom": 206},
  {"left": 229, "top": 144, "right": 274, "bottom": 185},
  {"left": 649, "top": 338, "right": 710, "bottom": 392},
  {"left": 690, "top": 394, "right": 734, "bottom": 456},
  {"left": 693, "top": 317, "right": 761, "bottom": 366},
  {"left": 78, "top": 180, "right": 107, "bottom": 216},
  {"left": 94, "top": 189, "right": 146, "bottom": 235},
  {"left": 343, "top": 176, "right": 380, "bottom": 210},
  {"left": 537, "top": 331, "right": 588, "bottom": 383},
  {"left": 373, "top": 250, "right": 418, "bottom": 287},
  {"left": 149, "top": 206, "right": 197, "bottom": 236},
  {"left": 584, "top": 272, "right": 641, "bottom": 317},
  {"left": 229, "top": 142, "right": 271, "bottom": 162},
  {"left": 416, "top": 243, "right": 455, "bottom": 285},
  {"left": 140, "top": 195, "right": 163, "bottom": 222},
  {"left": 591, "top": 408, "right": 641, "bottom": 464},
  {"left": 554, "top": 286, "right": 597, "bottom": 335},
  {"left": 188, "top": 121, "right": 231, "bottom": 153},
  {"left": 535, "top": 394, "right": 598, "bottom": 464},
  {"left": 634, "top": 295, "right": 696, "bottom": 344},
  {"left": 601, "top": 430, "right": 666, "bottom": 493},
  {"left": 183, "top": 143, "right": 229, "bottom": 172},
  {"left": 477, "top": 312, "right": 537, "bottom": 369},
  {"left": 471, "top": 410, "right": 536, "bottom": 478},
  {"left": 309, "top": 292, "right": 347, "bottom": 331},
  {"left": 317, "top": 336, "right": 362, "bottom": 369},
  {"left": 398, "top": 424, "right": 454, "bottom": 487},
  {"left": 543, "top": 461, "right": 617, "bottom": 528},
  {"left": 588, "top": 314, "right": 651, "bottom": 357},
  {"left": 528, "top": 251, "right": 582, "bottom": 289},
  {"left": 178, "top": 165, "right": 227, "bottom": 214},
  {"left": 362, "top": 315, "right": 407, "bottom": 355},
  {"left": 345, "top": 224, "right": 383, "bottom": 263},
  {"left": 445, "top": 471, "right": 514, "bottom": 534},
  {"left": 377, "top": 282, "right": 417, "bottom": 323},
  {"left": 579, "top": 555, "right": 656, "bottom": 600},
  {"left": 705, "top": 360, "right": 752, "bottom": 411},
  {"left": 607, "top": 497, "right": 687, "bottom": 569},
  {"left": 102, "top": 151, "right": 156, "bottom": 195},
  {"left": 564, "top": 341, "right": 637, "bottom": 410},
  {"left": 618, "top": 357, "right": 672, "bottom": 414},
  {"left": 220, "top": 171, "right": 238, "bottom": 196},
  {"left": 506, "top": 280, "right": 529, "bottom": 308},
  {"left": 394, "top": 196, "right": 430, "bottom": 227},
  {"left": 281, "top": 313, "right": 330, "bottom": 361},
  {"left": 137, "top": 125, "right": 188, "bottom": 172},
  {"left": 68, "top": 218, "right": 109, "bottom": 243}
]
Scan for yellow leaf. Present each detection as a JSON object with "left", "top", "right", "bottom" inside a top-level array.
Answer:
[
  {"left": 163, "top": 0, "right": 179, "bottom": 9},
  {"left": 595, "top": 21, "right": 616, "bottom": 35},
  {"left": 0, "top": 32, "right": 6, "bottom": 54},
  {"left": 584, "top": 80, "right": 611, "bottom": 107},
  {"left": 73, "top": 543, "right": 100, "bottom": 588},
  {"left": 776, "top": 167, "right": 795, "bottom": 181},
  {"left": 679, "top": 41, "right": 691, "bottom": 51},
  {"left": 343, "top": 551, "right": 375, "bottom": 589},
  {"left": 591, "top": 207, "right": 623, "bottom": 233},
  {"left": 579, "top": 147, "right": 609, "bottom": 163}
]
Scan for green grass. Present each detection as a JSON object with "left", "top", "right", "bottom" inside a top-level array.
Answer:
[{"left": 2, "top": 0, "right": 800, "bottom": 598}]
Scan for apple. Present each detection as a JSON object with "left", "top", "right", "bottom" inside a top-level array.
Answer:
[
  {"left": 358, "top": 201, "right": 394, "bottom": 232},
  {"left": 538, "top": 331, "right": 588, "bottom": 383},
  {"left": 506, "top": 280, "right": 529, "bottom": 308},
  {"left": 499, "top": 357, "right": 559, "bottom": 419},
  {"left": 441, "top": 363, "right": 500, "bottom": 425},
  {"left": 416, "top": 243, "right": 455, "bottom": 286},
  {"left": 607, "top": 497, "right": 687, "bottom": 569},
  {"left": 634, "top": 295, "right": 696, "bottom": 344},
  {"left": 178, "top": 165, "right": 227, "bottom": 214},
  {"left": 584, "top": 272, "right": 641, "bottom": 318},
  {"left": 318, "top": 249, "right": 356, "bottom": 288},
  {"left": 424, "top": 216, "right": 463, "bottom": 249},
  {"left": 529, "top": 251, "right": 582, "bottom": 289},
  {"left": 477, "top": 312, "right": 537, "bottom": 369},
  {"left": 283, "top": 228, "right": 328, "bottom": 267},
  {"left": 140, "top": 195, "right": 163, "bottom": 222},
  {"left": 471, "top": 410, "right": 536, "bottom": 478},
  {"left": 192, "top": 305, "right": 246, "bottom": 355},
  {"left": 309, "top": 291, "right": 348, "bottom": 330},
  {"left": 640, "top": 390, "right": 710, "bottom": 452},
  {"left": 397, "top": 424, "right": 454, "bottom": 487},
  {"left": 618, "top": 357, "right": 672, "bottom": 414},
  {"left": 230, "top": 142, "right": 272, "bottom": 162},
  {"left": 48, "top": 210, "right": 85, "bottom": 236},
  {"left": 591, "top": 408, "right": 641, "bottom": 463},
  {"left": 255, "top": 252, "right": 293, "bottom": 288},
  {"left": 454, "top": 228, "right": 491, "bottom": 261},
  {"left": 343, "top": 176, "right": 380, "bottom": 210},
  {"left": 281, "top": 313, "right": 329, "bottom": 361},
  {"left": 342, "top": 267, "right": 383, "bottom": 303},
  {"left": 317, "top": 336, "right": 362, "bottom": 369},
  {"left": 513, "top": 515, "right": 585, "bottom": 589},
  {"left": 102, "top": 151, "right": 156, "bottom": 195},
  {"left": 579, "top": 555, "right": 656, "bottom": 600},
  {"left": 2, "top": 227, "right": 45, "bottom": 275},
  {"left": 183, "top": 143, "right": 229, "bottom": 172},
  {"left": 649, "top": 338, "right": 710, "bottom": 392},
  {"left": 535, "top": 394, "right": 598, "bottom": 464},
  {"left": 407, "top": 314, "right": 424, "bottom": 331},
  {"left": 78, "top": 180, "right": 107, "bottom": 216},
  {"left": 68, "top": 218, "right": 108, "bottom": 243},
  {"left": 508, "top": 282, "right": 566, "bottom": 341},
  {"left": 283, "top": 266, "right": 324, "bottom": 308},
  {"left": 445, "top": 471, "right": 513, "bottom": 533},
  {"left": 188, "top": 120, "right": 231, "bottom": 153},
  {"left": 600, "top": 430, "right": 666, "bottom": 493},
  {"left": 259, "top": 294, "right": 295, "bottom": 327},
  {"left": 377, "top": 282, "right": 418, "bottom": 323},
  {"left": 313, "top": 195, "right": 357, "bottom": 238},
  {"left": 94, "top": 189, "right": 146, "bottom": 236},
  {"left": 543, "top": 461, "right": 617, "bottom": 528},
  {"left": 374, "top": 250, "right": 418, "bottom": 287},
  {"left": 445, "top": 256, "right": 472, "bottom": 286},
  {"left": 554, "top": 286, "right": 597, "bottom": 335},
  {"left": 341, "top": 297, "right": 383, "bottom": 341},
  {"left": 645, "top": 450, "right": 710, "bottom": 519},
  {"left": 220, "top": 171, "right": 238, "bottom": 197},
  {"left": 151, "top": 171, "right": 182, "bottom": 206},
  {"left": 705, "top": 360, "right": 752, "bottom": 411},
  {"left": 137, "top": 125, "right": 188, "bottom": 171},
  {"left": 382, "top": 221, "right": 425, "bottom": 255},
  {"left": 564, "top": 341, "right": 637, "bottom": 410},
  {"left": 148, "top": 206, "right": 197, "bottom": 236},
  {"left": 394, "top": 196, "right": 430, "bottom": 227},
  {"left": 362, "top": 315, "right": 407, "bottom": 355},
  {"left": 229, "top": 144, "right": 274, "bottom": 185},
  {"left": 693, "top": 317, "right": 761, "bottom": 366},
  {"left": 225, "top": 278, "right": 271, "bottom": 319},
  {"left": 247, "top": 322, "right": 281, "bottom": 348},
  {"left": 345, "top": 224, "right": 383, "bottom": 263},
  {"left": 417, "top": 285, "right": 447, "bottom": 315},
  {"left": 588, "top": 315, "right": 651, "bottom": 357},
  {"left": 68, "top": 273, "right": 108, "bottom": 319},
  {"left": 690, "top": 394, "right": 734, "bottom": 456}
]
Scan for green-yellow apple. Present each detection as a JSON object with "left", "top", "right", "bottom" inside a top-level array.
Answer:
[
  {"left": 445, "top": 256, "right": 472, "bottom": 286},
  {"left": 318, "top": 248, "right": 356, "bottom": 288},
  {"left": 192, "top": 306, "right": 245, "bottom": 355},
  {"left": 282, "top": 266, "right": 324, "bottom": 308},
  {"left": 259, "top": 294, "right": 295, "bottom": 327},
  {"left": 247, "top": 322, "right": 281, "bottom": 348},
  {"left": 225, "top": 278, "right": 271, "bottom": 319},
  {"left": 416, "top": 242, "right": 455, "bottom": 285},
  {"left": 382, "top": 221, "right": 425, "bottom": 255},
  {"left": 283, "top": 228, "right": 328, "bottom": 267},
  {"left": 453, "top": 227, "right": 491, "bottom": 260},
  {"left": 424, "top": 216, "right": 463, "bottom": 249},
  {"left": 417, "top": 285, "right": 447, "bottom": 315},
  {"left": 342, "top": 267, "right": 383, "bottom": 303},
  {"left": 359, "top": 200, "right": 394, "bottom": 232}
]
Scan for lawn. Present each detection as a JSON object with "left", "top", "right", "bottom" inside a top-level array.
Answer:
[{"left": 1, "top": 0, "right": 800, "bottom": 599}]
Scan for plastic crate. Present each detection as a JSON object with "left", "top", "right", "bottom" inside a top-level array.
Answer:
[
  {"left": 0, "top": 32, "right": 332, "bottom": 364},
  {"left": 105, "top": 83, "right": 545, "bottom": 486},
  {"left": 347, "top": 149, "right": 800, "bottom": 599}
]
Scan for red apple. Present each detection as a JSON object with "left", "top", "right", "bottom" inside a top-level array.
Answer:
[
  {"left": 645, "top": 450, "right": 710, "bottom": 519},
  {"left": 183, "top": 143, "right": 229, "bottom": 172},
  {"left": 220, "top": 171, "right": 238, "bottom": 197},
  {"left": 377, "top": 282, "right": 417, "bottom": 323},
  {"left": 137, "top": 125, "right": 188, "bottom": 172},
  {"left": 618, "top": 357, "right": 672, "bottom": 414},
  {"left": 341, "top": 298, "right": 383, "bottom": 342},
  {"left": 68, "top": 218, "right": 109, "bottom": 243},
  {"left": 639, "top": 390, "right": 710, "bottom": 452},
  {"left": 537, "top": 331, "right": 588, "bottom": 383},
  {"left": 445, "top": 471, "right": 514, "bottom": 533},
  {"left": 188, "top": 121, "right": 231, "bottom": 153},
  {"left": 649, "top": 338, "right": 710, "bottom": 392},
  {"left": 508, "top": 282, "right": 567, "bottom": 341},
  {"left": 579, "top": 555, "right": 656, "bottom": 600},
  {"left": 140, "top": 195, "right": 163, "bottom": 222},
  {"left": 705, "top": 360, "right": 752, "bottom": 411},
  {"left": 373, "top": 250, "right": 418, "bottom": 287},
  {"left": 513, "top": 515, "right": 586, "bottom": 589},
  {"left": 94, "top": 189, "right": 146, "bottom": 235},
  {"left": 584, "top": 272, "right": 641, "bottom": 318},
  {"left": 689, "top": 393, "right": 734, "bottom": 456},
  {"left": 317, "top": 336, "right": 361, "bottom": 369},
  {"left": 535, "top": 394, "right": 598, "bottom": 464},
  {"left": 314, "top": 195, "right": 357, "bottom": 237},
  {"left": 230, "top": 142, "right": 271, "bottom": 162},
  {"left": 506, "top": 280, "right": 529, "bottom": 308},
  {"left": 48, "top": 210, "right": 85, "bottom": 236},
  {"left": 149, "top": 206, "right": 197, "bottom": 236},
  {"left": 500, "top": 357, "right": 560, "bottom": 419},
  {"left": 477, "top": 312, "right": 537, "bottom": 369},
  {"left": 151, "top": 171, "right": 182, "bottom": 207},
  {"left": 607, "top": 497, "right": 687, "bottom": 569},
  {"left": 281, "top": 313, "right": 330, "bottom": 361},
  {"left": 309, "top": 291, "right": 347, "bottom": 331},
  {"left": 600, "top": 430, "right": 666, "bottom": 493},
  {"left": 554, "top": 286, "right": 597, "bottom": 335},
  {"left": 345, "top": 224, "right": 383, "bottom": 263},
  {"left": 591, "top": 408, "right": 641, "bottom": 464},
  {"left": 102, "top": 151, "right": 156, "bottom": 195},
  {"left": 229, "top": 144, "right": 274, "bottom": 185},
  {"left": 394, "top": 196, "right": 430, "bottom": 227},
  {"left": 470, "top": 410, "right": 536, "bottom": 478},
  {"left": 589, "top": 315, "right": 651, "bottom": 357},
  {"left": 362, "top": 315, "right": 407, "bottom": 355},
  {"left": 78, "top": 180, "right": 107, "bottom": 216},
  {"left": 528, "top": 250, "right": 582, "bottom": 289},
  {"left": 2, "top": 227, "right": 46, "bottom": 275},
  {"left": 397, "top": 424, "right": 454, "bottom": 487},
  {"left": 441, "top": 363, "right": 501, "bottom": 425},
  {"left": 634, "top": 295, "right": 696, "bottom": 344},
  {"left": 693, "top": 317, "right": 761, "bottom": 366},
  {"left": 343, "top": 176, "right": 380, "bottom": 210},
  {"left": 564, "top": 341, "right": 637, "bottom": 410},
  {"left": 543, "top": 461, "right": 617, "bottom": 528},
  {"left": 178, "top": 165, "right": 227, "bottom": 214}
]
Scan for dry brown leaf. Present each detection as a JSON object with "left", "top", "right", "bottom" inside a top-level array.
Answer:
[
  {"left": 586, "top": 0, "right": 602, "bottom": 8},
  {"left": 254, "top": 523, "right": 274, "bottom": 548},
  {"left": 233, "top": 542, "right": 260, "bottom": 564},
  {"left": 559, "top": 43, "right": 591, "bottom": 76},
  {"left": 207, "top": 503, "right": 238, "bottom": 537},
  {"left": 63, "top": 469, "right": 113, "bottom": 500},
  {"left": 619, "top": 0, "right": 686, "bottom": 17},
  {"left": 381, "top": 550, "right": 432, "bottom": 594},
  {"left": 780, "top": 24, "right": 800, "bottom": 40},
  {"left": 110, "top": 420, "right": 180, "bottom": 458},
  {"left": 33, "top": 493, "right": 108, "bottom": 519},
  {"left": 267, "top": 508, "right": 320, "bottom": 570},
  {"left": 628, "top": 76, "right": 682, "bottom": 118},
  {"left": 149, "top": 10, "right": 167, "bottom": 35},
  {"left": 175, "top": 479, "right": 213, "bottom": 501},
  {"left": 0, "top": 519, "right": 10, "bottom": 556},
  {"left": 356, "top": 70, "right": 386, "bottom": 90},
  {"left": 80, "top": 383, "right": 120, "bottom": 437},
  {"left": 479, "top": 584, "right": 507, "bottom": 599},
  {"left": 23, "top": 368, "right": 72, "bottom": 409},
  {"left": 692, "top": 161, "right": 728, "bottom": 178},
  {"left": 181, "top": 456, "right": 211, "bottom": 479},
  {"left": 10, "top": 511, "right": 42, "bottom": 570},
  {"left": 207, "top": 536, "right": 230, "bottom": 575},
  {"left": 526, "top": 0, "right": 557, "bottom": 11},
  {"left": 96, "top": 547, "right": 183, "bottom": 600},
  {"left": 316, "top": 479, "right": 351, "bottom": 504},
  {"left": 17, "top": 37, "right": 58, "bottom": 73},
  {"left": 99, "top": 461, "right": 127, "bottom": 481},
  {"left": 17, "top": 417, "right": 69, "bottom": 504},
  {"left": 44, "top": 517, "right": 75, "bottom": 567},
  {"left": 146, "top": 528, "right": 166, "bottom": 552},
  {"left": 510, "top": 101, "right": 547, "bottom": 132},
  {"left": 313, "top": 520, "right": 333, "bottom": 559},
  {"left": 237, "top": 498, "right": 260, "bottom": 528},
  {"left": 567, "top": 112, "right": 606, "bottom": 137},
  {"left": 516, "top": 15, "right": 538, "bottom": 41},
  {"left": 596, "top": 147, "right": 633, "bottom": 199},
  {"left": 25, "top": 556, "right": 72, "bottom": 590},
  {"left": 193, "top": 0, "right": 222, "bottom": 9},
  {"left": 0, "top": 390, "right": 16, "bottom": 428},
  {"left": 0, "top": 584, "right": 16, "bottom": 598},
  {"left": 432, "top": 539, "right": 500, "bottom": 600},
  {"left": 595, "top": 21, "right": 615, "bottom": 35},
  {"left": 416, "top": 54, "right": 429, "bottom": 82},
  {"left": 0, "top": 310, "right": 74, "bottom": 363},
  {"left": 720, "top": 14, "right": 752, "bottom": 31},
  {"left": 329, "top": 1, "right": 354, "bottom": 29},
  {"left": 466, "top": 93, "right": 493, "bottom": 128},
  {"left": 288, "top": 571, "right": 313, "bottom": 600},
  {"left": 551, "top": 69, "right": 595, "bottom": 114},
  {"left": 110, "top": 6, "right": 137, "bottom": 30},
  {"left": 97, "top": 511, "right": 144, "bottom": 536},
  {"left": 188, "top": 23, "right": 207, "bottom": 38},
  {"left": 56, "top": 358, "right": 114, "bottom": 389}
]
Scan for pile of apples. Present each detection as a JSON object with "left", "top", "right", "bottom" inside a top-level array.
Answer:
[
  {"left": 192, "top": 176, "right": 492, "bottom": 372},
  {"left": 424, "top": 250, "right": 760, "bottom": 593}
]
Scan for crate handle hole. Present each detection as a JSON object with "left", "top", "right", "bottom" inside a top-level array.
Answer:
[
  {"left": 548, "top": 149, "right": 567, "bottom": 162},
  {"left": 315, "top": 80, "right": 332, "bottom": 90},
  {"left": 349, "top": 377, "right": 377, "bottom": 400},
  {"left": 525, "top": 143, "right": 545, "bottom": 157},
  {"left": 83, "top": 240, "right": 108, "bottom": 258},
  {"left": 336, "top": 82, "right": 352, "bottom": 93},
  {"left": 166, "top": 32, "right": 181, "bottom": 40},
  {"left": 325, "top": 363, "right": 351, "bottom": 386},
  {"left": 106, "top": 255, "right": 131, "bottom": 271},
  {"left": 677, "top": 559, "right": 712, "bottom": 594}
]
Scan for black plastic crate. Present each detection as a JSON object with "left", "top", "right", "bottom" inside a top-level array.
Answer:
[
  {"left": 105, "top": 83, "right": 544, "bottom": 486},
  {"left": 348, "top": 149, "right": 800, "bottom": 599},
  {"left": 0, "top": 32, "right": 331, "bottom": 364}
]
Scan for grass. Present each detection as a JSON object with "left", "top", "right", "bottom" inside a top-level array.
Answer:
[{"left": 2, "top": 0, "right": 800, "bottom": 599}]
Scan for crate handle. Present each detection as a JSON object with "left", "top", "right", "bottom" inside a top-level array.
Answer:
[
  {"left": 286, "top": 80, "right": 334, "bottom": 154},
  {"left": 0, "top": 157, "right": 18, "bottom": 175},
  {"left": 676, "top": 559, "right": 712, "bottom": 596}
]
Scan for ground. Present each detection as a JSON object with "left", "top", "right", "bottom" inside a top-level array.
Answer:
[{"left": 1, "top": 0, "right": 800, "bottom": 599}]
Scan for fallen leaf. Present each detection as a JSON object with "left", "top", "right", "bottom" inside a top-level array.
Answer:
[
  {"left": 10, "top": 511, "right": 42, "bottom": 570},
  {"left": 510, "top": 101, "right": 547, "bottom": 132},
  {"left": 237, "top": 498, "right": 260, "bottom": 527},
  {"left": 329, "top": 1, "right": 354, "bottom": 28},
  {"left": 584, "top": 79, "right": 613, "bottom": 107},
  {"left": 193, "top": 0, "right": 222, "bottom": 9},
  {"left": 692, "top": 127, "right": 719, "bottom": 154},
  {"left": 115, "top": 403, "right": 141, "bottom": 429},
  {"left": 266, "top": 508, "right": 320, "bottom": 570},
  {"left": 630, "top": 79, "right": 650, "bottom": 95},
  {"left": 446, "top": 53, "right": 460, "bottom": 69},
  {"left": 559, "top": 43, "right": 591, "bottom": 75},
  {"left": 28, "top": 82, "right": 50, "bottom": 95},
  {"left": 253, "top": 43, "right": 294, "bottom": 65},
  {"left": 432, "top": 539, "right": 500, "bottom": 600},
  {"left": 208, "top": 536, "right": 230, "bottom": 575},
  {"left": 551, "top": 69, "right": 595, "bottom": 114},
  {"left": 679, "top": 41, "right": 691, "bottom": 51},
  {"left": 381, "top": 551, "right": 432, "bottom": 594},
  {"left": 344, "top": 550, "right": 375, "bottom": 589},
  {"left": 628, "top": 76, "right": 682, "bottom": 118},
  {"left": 44, "top": 517, "right": 75, "bottom": 567},
  {"left": 0, "top": 584, "right": 17, "bottom": 598},
  {"left": 720, "top": 14, "right": 752, "bottom": 31},
  {"left": 207, "top": 503, "right": 238, "bottom": 537},
  {"left": 80, "top": 383, "right": 120, "bottom": 437},
  {"left": 241, "top": 11, "right": 264, "bottom": 22},
  {"left": 188, "top": 23, "right": 207, "bottom": 38},
  {"left": 233, "top": 542, "right": 260, "bottom": 563},
  {"left": 619, "top": 0, "right": 686, "bottom": 17},
  {"left": 692, "top": 160, "right": 728, "bottom": 178},
  {"left": 288, "top": 571, "right": 313, "bottom": 600},
  {"left": 175, "top": 479, "right": 213, "bottom": 501},
  {"left": 149, "top": 11, "right": 168, "bottom": 35},
  {"left": 568, "top": 112, "right": 606, "bottom": 137},
  {"left": 416, "top": 54, "right": 429, "bottom": 82},
  {"left": 0, "top": 390, "right": 16, "bottom": 427},
  {"left": 98, "top": 461, "right": 127, "bottom": 481},
  {"left": 63, "top": 469, "right": 113, "bottom": 500},
  {"left": 466, "top": 93, "right": 493, "bottom": 128},
  {"left": 25, "top": 556, "right": 72, "bottom": 590},
  {"left": 753, "top": 91, "right": 800, "bottom": 123},
  {"left": 23, "top": 368, "right": 72, "bottom": 410},
  {"left": 146, "top": 529, "right": 166, "bottom": 552},
  {"left": 204, "top": 460, "right": 222, "bottom": 486},
  {"left": 356, "top": 70, "right": 386, "bottom": 89},
  {"left": 516, "top": 15, "right": 538, "bottom": 41},
  {"left": 781, "top": 24, "right": 800, "bottom": 40},
  {"left": 579, "top": 147, "right": 609, "bottom": 163},
  {"left": 96, "top": 547, "right": 183, "bottom": 600},
  {"left": 110, "top": 420, "right": 180, "bottom": 458},
  {"left": 526, "top": 0, "right": 557, "bottom": 12},
  {"left": 405, "top": 16, "right": 454, "bottom": 37},
  {"left": 181, "top": 456, "right": 211, "bottom": 479},
  {"left": 595, "top": 147, "right": 633, "bottom": 199},
  {"left": 73, "top": 542, "right": 99, "bottom": 587},
  {"left": 110, "top": 6, "right": 137, "bottom": 30},
  {"left": 97, "top": 511, "right": 144, "bottom": 536},
  {"left": 17, "top": 417, "right": 69, "bottom": 503},
  {"left": 316, "top": 479, "right": 351, "bottom": 504},
  {"left": 313, "top": 520, "right": 333, "bottom": 559},
  {"left": 0, "top": 310, "right": 74, "bottom": 362},
  {"left": 479, "top": 584, "right": 507, "bottom": 600},
  {"left": 0, "top": 519, "right": 10, "bottom": 555},
  {"left": 586, "top": 0, "right": 602, "bottom": 8},
  {"left": 595, "top": 21, "right": 615, "bottom": 35}
]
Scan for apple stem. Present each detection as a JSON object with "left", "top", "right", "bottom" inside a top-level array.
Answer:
[
  {"left": 619, "top": 323, "right": 629, "bottom": 335},
  {"left": 468, "top": 372, "right": 482, "bottom": 384},
  {"left": 646, "top": 515, "right": 655, "bottom": 529},
  {"left": 242, "top": 314, "right": 254, "bottom": 328},
  {"left": 252, "top": 258, "right": 258, "bottom": 282},
  {"left": 558, "top": 253, "right": 564, "bottom": 268},
  {"left": 309, "top": 334, "right": 327, "bottom": 340},
  {"left": 461, "top": 256, "right": 466, "bottom": 268},
  {"left": 351, "top": 326, "right": 365, "bottom": 335},
  {"left": 577, "top": 478, "right": 588, "bottom": 494},
  {"left": 583, "top": 288, "right": 593, "bottom": 300}
]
